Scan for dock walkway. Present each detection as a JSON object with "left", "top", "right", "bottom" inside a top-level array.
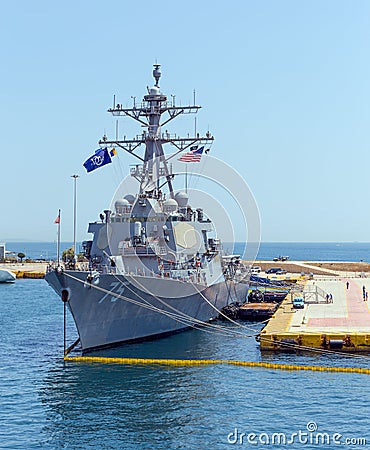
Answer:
[{"left": 260, "top": 277, "right": 370, "bottom": 352}]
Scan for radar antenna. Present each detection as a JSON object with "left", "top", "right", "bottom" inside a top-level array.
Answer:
[
  {"left": 100, "top": 64, "right": 214, "bottom": 198},
  {"left": 153, "top": 64, "right": 161, "bottom": 87}
]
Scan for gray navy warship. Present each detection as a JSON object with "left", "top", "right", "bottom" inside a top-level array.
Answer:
[{"left": 46, "top": 65, "right": 249, "bottom": 352}]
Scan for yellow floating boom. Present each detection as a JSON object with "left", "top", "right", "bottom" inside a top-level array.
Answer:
[{"left": 63, "top": 356, "right": 370, "bottom": 375}]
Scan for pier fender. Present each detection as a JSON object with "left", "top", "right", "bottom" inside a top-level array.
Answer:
[
  {"left": 343, "top": 335, "right": 352, "bottom": 347},
  {"left": 61, "top": 288, "right": 70, "bottom": 303},
  {"left": 320, "top": 334, "right": 328, "bottom": 348},
  {"left": 329, "top": 340, "right": 343, "bottom": 350},
  {"left": 280, "top": 338, "right": 297, "bottom": 345}
]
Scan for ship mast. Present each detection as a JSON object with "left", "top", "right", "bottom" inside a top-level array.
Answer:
[{"left": 99, "top": 64, "right": 214, "bottom": 198}]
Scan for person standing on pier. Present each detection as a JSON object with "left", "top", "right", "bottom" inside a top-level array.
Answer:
[{"left": 346, "top": 281, "right": 349, "bottom": 289}]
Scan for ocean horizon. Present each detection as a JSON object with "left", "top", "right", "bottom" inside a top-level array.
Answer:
[{"left": 2, "top": 241, "right": 370, "bottom": 263}]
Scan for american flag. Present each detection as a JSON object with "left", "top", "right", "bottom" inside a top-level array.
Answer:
[{"left": 178, "top": 146, "right": 204, "bottom": 162}]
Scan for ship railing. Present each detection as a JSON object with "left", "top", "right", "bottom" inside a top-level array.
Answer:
[
  {"left": 130, "top": 165, "right": 172, "bottom": 178},
  {"left": 46, "top": 260, "right": 207, "bottom": 284},
  {"left": 46, "top": 262, "right": 90, "bottom": 272},
  {"left": 157, "top": 267, "right": 207, "bottom": 284},
  {"left": 124, "top": 130, "right": 180, "bottom": 144},
  {"left": 110, "top": 101, "right": 200, "bottom": 119},
  {"left": 46, "top": 263, "right": 58, "bottom": 273},
  {"left": 130, "top": 165, "right": 143, "bottom": 176},
  {"left": 120, "top": 246, "right": 162, "bottom": 256},
  {"left": 82, "top": 265, "right": 209, "bottom": 285},
  {"left": 120, "top": 265, "right": 207, "bottom": 284},
  {"left": 97, "top": 265, "right": 120, "bottom": 275}
]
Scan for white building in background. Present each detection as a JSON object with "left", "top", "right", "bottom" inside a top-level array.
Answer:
[{"left": 0, "top": 243, "right": 5, "bottom": 260}]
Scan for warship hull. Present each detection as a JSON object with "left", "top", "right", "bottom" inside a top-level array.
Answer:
[{"left": 46, "top": 270, "right": 248, "bottom": 352}]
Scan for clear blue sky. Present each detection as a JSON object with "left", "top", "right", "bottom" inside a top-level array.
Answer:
[{"left": 1, "top": 0, "right": 369, "bottom": 242}]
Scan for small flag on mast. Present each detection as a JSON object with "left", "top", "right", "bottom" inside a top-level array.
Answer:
[
  {"left": 54, "top": 214, "right": 60, "bottom": 224},
  {"left": 178, "top": 146, "right": 205, "bottom": 162}
]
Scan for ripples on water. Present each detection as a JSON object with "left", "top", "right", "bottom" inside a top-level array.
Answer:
[{"left": 1, "top": 280, "right": 369, "bottom": 449}]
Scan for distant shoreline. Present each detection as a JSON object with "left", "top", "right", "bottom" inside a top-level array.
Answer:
[
  {"left": 245, "top": 260, "right": 370, "bottom": 276},
  {"left": 1, "top": 260, "right": 369, "bottom": 276}
]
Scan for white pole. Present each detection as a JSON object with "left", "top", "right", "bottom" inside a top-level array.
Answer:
[
  {"left": 71, "top": 175, "right": 80, "bottom": 265},
  {"left": 57, "top": 209, "right": 61, "bottom": 267},
  {"left": 185, "top": 164, "right": 188, "bottom": 194}
]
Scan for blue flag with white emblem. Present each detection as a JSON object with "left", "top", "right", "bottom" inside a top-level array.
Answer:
[{"left": 83, "top": 148, "right": 112, "bottom": 173}]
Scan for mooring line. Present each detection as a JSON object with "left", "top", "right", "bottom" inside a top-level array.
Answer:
[{"left": 62, "top": 271, "right": 370, "bottom": 360}]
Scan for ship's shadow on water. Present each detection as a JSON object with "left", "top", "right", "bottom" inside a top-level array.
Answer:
[{"left": 84, "top": 322, "right": 263, "bottom": 360}]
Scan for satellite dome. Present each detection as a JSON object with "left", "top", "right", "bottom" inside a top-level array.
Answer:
[
  {"left": 115, "top": 199, "right": 129, "bottom": 207},
  {"left": 175, "top": 191, "right": 189, "bottom": 208},
  {"left": 115, "top": 198, "right": 130, "bottom": 213},
  {"left": 163, "top": 198, "right": 178, "bottom": 213},
  {"left": 124, "top": 194, "right": 135, "bottom": 204},
  {"left": 149, "top": 86, "right": 160, "bottom": 95}
]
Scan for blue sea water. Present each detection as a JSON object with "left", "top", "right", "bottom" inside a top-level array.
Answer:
[
  {"left": 5, "top": 241, "right": 370, "bottom": 262},
  {"left": 1, "top": 245, "right": 370, "bottom": 448}
]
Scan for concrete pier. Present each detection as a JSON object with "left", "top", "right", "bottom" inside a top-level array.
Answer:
[
  {"left": 260, "top": 276, "right": 370, "bottom": 352},
  {"left": 0, "top": 262, "right": 46, "bottom": 279}
]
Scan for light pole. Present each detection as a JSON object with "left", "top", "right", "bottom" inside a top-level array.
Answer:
[{"left": 71, "top": 175, "right": 79, "bottom": 266}]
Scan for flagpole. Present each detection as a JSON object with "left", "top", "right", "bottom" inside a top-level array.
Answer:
[
  {"left": 57, "top": 209, "right": 61, "bottom": 267},
  {"left": 71, "top": 175, "right": 79, "bottom": 266},
  {"left": 63, "top": 300, "right": 67, "bottom": 356},
  {"left": 185, "top": 164, "right": 188, "bottom": 194}
]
